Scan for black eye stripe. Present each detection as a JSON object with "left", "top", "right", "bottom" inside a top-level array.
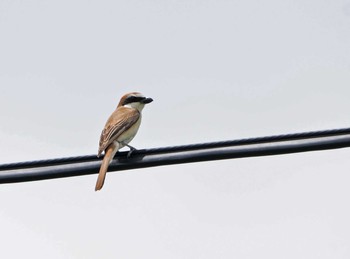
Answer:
[{"left": 123, "top": 96, "right": 146, "bottom": 105}]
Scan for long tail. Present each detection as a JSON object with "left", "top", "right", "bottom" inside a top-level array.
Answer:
[{"left": 95, "top": 142, "right": 119, "bottom": 191}]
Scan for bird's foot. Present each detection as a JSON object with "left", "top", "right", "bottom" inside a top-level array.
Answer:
[
  {"left": 121, "top": 142, "right": 137, "bottom": 159},
  {"left": 127, "top": 148, "right": 136, "bottom": 159}
]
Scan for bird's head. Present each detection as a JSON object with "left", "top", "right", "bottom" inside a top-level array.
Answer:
[{"left": 118, "top": 92, "right": 153, "bottom": 111}]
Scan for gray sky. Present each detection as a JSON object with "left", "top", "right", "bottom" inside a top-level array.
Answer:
[{"left": 1, "top": 0, "right": 350, "bottom": 258}]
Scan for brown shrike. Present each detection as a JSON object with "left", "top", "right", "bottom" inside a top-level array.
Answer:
[{"left": 95, "top": 92, "right": 153, "bottom": 191}]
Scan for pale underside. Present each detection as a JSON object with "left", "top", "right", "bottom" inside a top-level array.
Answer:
[{"left": 98, "top": 106, "right": 141, "bottom": 156}]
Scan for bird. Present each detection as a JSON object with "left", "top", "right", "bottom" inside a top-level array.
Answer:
[{"left": 95, "top": 92, "right": 153, "bottom": 191}]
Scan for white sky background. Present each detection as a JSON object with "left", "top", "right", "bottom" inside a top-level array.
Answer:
[{"left": 1, "top": 0, "right": 350, "bottom": 258}]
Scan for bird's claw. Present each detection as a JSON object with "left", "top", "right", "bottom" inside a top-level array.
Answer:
[
  {"left": 121, "top": 142, "right": 137, "bottom": 159},
  {"left": 127, "top": 148, "right": 135, "bottom": 159}
]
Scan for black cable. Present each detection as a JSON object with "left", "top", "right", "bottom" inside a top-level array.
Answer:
[{"left": 1, "top": 127, "right": 350, "bottom": 184}]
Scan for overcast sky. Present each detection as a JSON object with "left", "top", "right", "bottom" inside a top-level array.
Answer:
[{"left": 1, "top": 0, "right": 350, "bottom": 258}]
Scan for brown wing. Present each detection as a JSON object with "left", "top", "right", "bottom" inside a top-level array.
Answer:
[{"left": 98, "top": 107, "right": 140, "bottom": 156}]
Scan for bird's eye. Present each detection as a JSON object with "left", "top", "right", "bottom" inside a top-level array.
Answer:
[
  {"left": 124, "top": 96, "right": 138, "bottom": 105},
  {"left": 127, "top": 96, "right": 137, "bottom": 102}
]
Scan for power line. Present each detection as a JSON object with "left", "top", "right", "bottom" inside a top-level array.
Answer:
[{"left": 1, "top": 127, "right": 350, "bottom": 184}]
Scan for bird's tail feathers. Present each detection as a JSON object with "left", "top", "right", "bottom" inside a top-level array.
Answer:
[{"left": 95, "top": 142, "right": 119, "bottom": 191}]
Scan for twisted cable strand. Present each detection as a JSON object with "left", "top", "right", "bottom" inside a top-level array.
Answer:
[{"left": 1, "top": 127, "right": 350, "bottom": 171}]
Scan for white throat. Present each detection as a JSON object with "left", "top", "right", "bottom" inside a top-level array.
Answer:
[{"left": 124, "top": 102, "right": 145, "bottom": 111}]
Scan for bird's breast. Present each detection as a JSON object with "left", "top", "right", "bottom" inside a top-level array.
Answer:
[{"left": 117, "top": 116, "right": 142, "bottom": 144}]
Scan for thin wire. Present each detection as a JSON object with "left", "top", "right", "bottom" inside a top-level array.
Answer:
[{"left": 1, "top": 127, "right": 350, "bottom": 184}]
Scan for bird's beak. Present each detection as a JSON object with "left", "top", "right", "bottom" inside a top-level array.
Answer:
[{"left": 142, "top": 97, "right": 153, "bottom": 104}]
